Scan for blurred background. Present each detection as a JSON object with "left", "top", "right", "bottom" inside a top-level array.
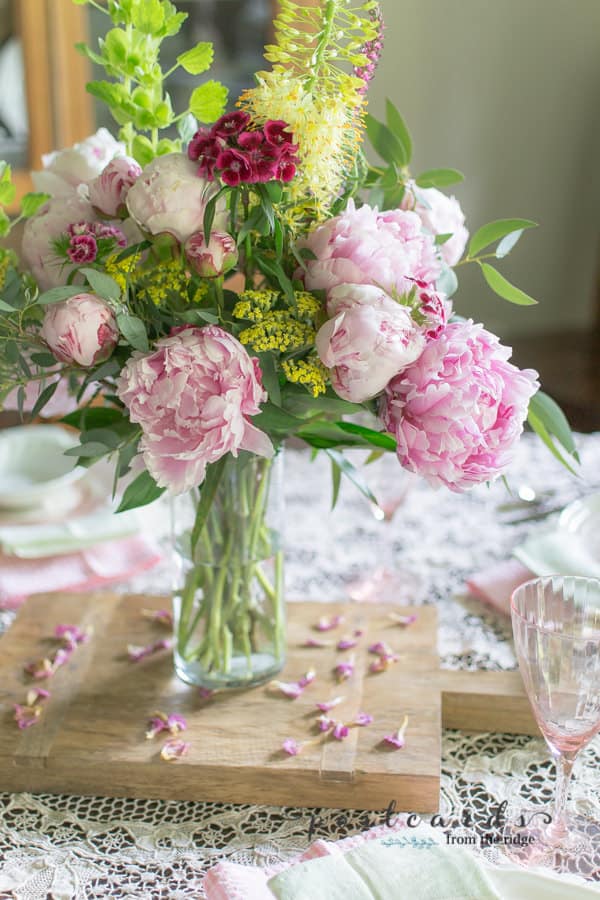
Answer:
[{"left": 2, "top": 0, "right": 600, "bottom": 425}]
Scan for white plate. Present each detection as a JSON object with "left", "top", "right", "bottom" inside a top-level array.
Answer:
[
  {"left": 559, "top": 494, "right": 600, "bottom": 562},
  {"left": 0, "top": 425, "right": 86, "bottom": 510}
]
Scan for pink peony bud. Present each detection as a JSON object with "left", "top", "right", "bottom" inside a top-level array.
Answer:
[
  {"left": 41, "top": 293, "right": 119, "bottom": 367},
  {"left": 185, "top": 231, "right": 238, "bottom": 278},
  {"left": 88, "top": 156, "right": 142, "bottom": 217}
]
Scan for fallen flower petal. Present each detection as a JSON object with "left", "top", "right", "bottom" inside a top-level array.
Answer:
[
  {"left": 388, "top": 613, "right": 417, "bottom": 627},
  {"left": 298, "top": 669, "right": 316, "bottom": 688},
  {"left": 141, "top": 608, "right": 174, "bottom": 628},
  {"left": 128, "top": 638, "right": 173, "bottom": 662},
  {"left": 368, "top": 641, "right": 392, "bottom": 656},
  {"left": 317, "top": 714, "right": 335, "bottom": 732},
  {"left": 314, "top": 614, "right": 344, "bottom": 632},
  {"left": 369, "top": 652, "right": 399, "bottom": 674},
  {"left": 270, "top": 680, "right": 304, "bottom": 699},
  {"left": 13, "top": 703, "right": 43, "bottom": 729},
  {"left": 354, "top": 712, "right": 374, "bottom": 726},
  {"left": 302, "top": 637, "right": 333, "bottom": 648},
  {"left": 332, "top": 722, "right": 349, "bottom": 740},
  {"left": 146, "top": 715, "right": 168, "bottom": 740},
  {"left": 383, "top": 715, "right": 409, "bottom": 749},
  {"left": 160, "top": 739, "right": 190, "bottom": 761},
  {"left": 26, "top": 688, "right": 50, "bottom": 706},
  {"left": 334, "top": 656, "right": 355, "bottom": 682},
  {"left": 282, "top": 738, "right": 302, "bottom": 756},
  {"left": 353, "top": 629, "right": 364, "bottom": 638},
  {"left": 24, "top": 657, "right": 54, "bottom": 680},
  {"left": 166, "top": 713, "right": 187, "bottom": 735},
  {"left": 52, "top": 646, "right": 73, "bottom": 669},
  {"left": 55, "top": 623, "right": 91, "bottom": 646},
  {"left": 337, "top": 636, "right": 358, "bottom": 651},
  {"left": 315, "top": 696, "right": 344, "bottom": 713}
]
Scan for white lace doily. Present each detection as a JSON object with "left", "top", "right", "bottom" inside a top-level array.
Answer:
[{"left": 1, "top": 433, "right": 600, "bottom": 898}]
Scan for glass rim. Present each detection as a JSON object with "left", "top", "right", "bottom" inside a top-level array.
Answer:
[{"left": 510, "top": 574, "right": 600, "bottom": 625}]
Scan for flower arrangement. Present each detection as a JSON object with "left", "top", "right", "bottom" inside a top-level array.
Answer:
[{"left": 0, "top": 0, "right": 578, "bottom": 687}]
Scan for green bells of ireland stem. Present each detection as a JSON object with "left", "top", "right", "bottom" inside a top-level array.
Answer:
[{"left": 171, "top": 451, "right": 285, "bottom": 690}]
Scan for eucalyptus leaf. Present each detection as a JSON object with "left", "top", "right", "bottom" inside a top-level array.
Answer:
[
  {"left": 469, "top": 218, "right": 537, "bottom": 258},
  {"left": 415, "top": 168, "right": 464, "bottom": 188},
  {"left": 324, "top": 449, "right": 377, "bottom": 505},
  {"left": 480, "top": 263, "right": 537, "bottom": 305},
  {"left": 29, "top": 381, "right": 59, "bottom": 420},
  {"left": 80, "top": 267, "right": 121, "bottom": 301},
  {"left": 116, "top": 469, "right": 165, "bottom": 513},
  {"left": 37, "top": 286, "right": 84, "bottom": 305},
  {"left": 117, "top": 313, "right": 149, "bottom": 351},
  {"left": 64, "top": 442, "right": 112, "bottom": 458}
]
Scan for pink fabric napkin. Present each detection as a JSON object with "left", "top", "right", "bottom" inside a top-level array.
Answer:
[
  {"left": 0, "top": 536, "right": 163, "bottom": 610},
  {"left": 203, "top": 819, "right": 408, "bottom": 900},
  {"left": 465, "top": 559, "right": 533, "bottom": 617}
]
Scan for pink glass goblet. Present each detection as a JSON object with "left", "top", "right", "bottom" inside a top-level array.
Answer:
[{"left": 503, "top": 575, "right": 600, "bottom": 877}]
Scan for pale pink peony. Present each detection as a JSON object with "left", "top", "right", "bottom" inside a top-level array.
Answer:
[
  {"left": 185, "top": 230, "right": 238, "bottom": 277},
  {"left": 88, "top": 156, "right": 142, "bottom": 217},
  {"left": 402, "top": 182, "right": 468, "bottom": 267},
  {"left": 116, "top": 326, "right": 273, "bottom": 493},
  {"left": 126, "top": 153, "right": 226, "bottom": 244},
  {"left": 316, "top": 284, "right": 425, "bottom": 402},
  {"left": 21, "top": 194, "right": 99, "bottom": 290},
  {"left": 41, "top": 294, "right": 119, "bottom": 367},
  {"left": 31, "top": 128, "right": 124, "bottom": 198},
  {"left": 299, "top": 199, "right": 441, "bottom": 297},
  {"left": 381, "top": 321, "right": 539, "bottom": 491}
]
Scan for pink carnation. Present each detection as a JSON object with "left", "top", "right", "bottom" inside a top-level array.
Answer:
[
  {"left": 299, "top": 199, "right": 441, "bottom": 297},
  {"left": 315, "top": 284, "right": 425, "bottom": 402},
  {"left": 117, "top": 326, "right": 273, "bottom": 493},
  {"left": 381, "top": 321, "right": 539, "bottom": 491},
  {"left": 402, "top": 182, "right": 468, "bottom": 267},
  {"left": 88, "top": 156, "right": 142, "bottom": 217},
  {"left": 21, "top": 194, "right": 98, "bottom": 290}
]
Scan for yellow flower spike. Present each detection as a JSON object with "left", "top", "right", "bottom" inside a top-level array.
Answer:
[{"left": 282, "top": 358, "right": 328, "bottom": 397}]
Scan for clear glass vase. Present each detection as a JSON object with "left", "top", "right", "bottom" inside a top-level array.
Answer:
[{"left": 170, "top": 451, "right": 285, "bottom": 690}]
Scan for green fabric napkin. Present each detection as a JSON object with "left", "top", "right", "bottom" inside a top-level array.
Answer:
[{"left": 267, "top": 840, "right": 501, "bottom": 900}]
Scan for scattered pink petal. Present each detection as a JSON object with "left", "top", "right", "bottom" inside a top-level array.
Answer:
[
  {"left": 166, "top": 713, "right": 187, "bottom": 734},
  {"left": 388, "top": 613, "right": 417, "bottom": 627},
  {"left": 368, "top": 641, "right": 392, "bottom": 656},
  {"left": 13, "top": 703, "right": 42, "bottom": 729},
  {"left": 146, "top": 715, "right": 168, "bottom": 740},
  {"left": 353, "top": 629, "right": 364, "bottom": 638},
  {"left": 26, "top": 688, "right": 50, "bottom": 706},
  {"left": 369, "top": 652, "right": 399, "bottom": 674},
  {"left": 337, "top": 636, "right": 358, "bottom": 651},
  {"left": 145, "top": 711, "right": 187, "bottom": 739},
  {"left": 198, "top": 687, "right": 214, "bottom": 699},
  {"left": 271, "top": 680, "right": 304, "bottom": 699},
  {"left": 142, "top": 608, "right": 174, "bottom": 628},
  {"left": 24, "top": 657, "right": 54, "bottom": 680},
  {"left": 54, "top": 623, "right": 91, "bottom": 647},
  {"left": 383, "top": 715, "right": 409, "bottom": 749},
  {"left": 334, "top": 656, "right": 355, "bottom": 682},
  {"left": 52, "top": 646, "right": 73, "bottom": 670},
  {"left": 282, "top": 738, "right": 302, "bottom": 756},
  {"left": 302, "top": 637, "right": 332, "bottom": 648},
  {"left": 298, "top": 669, "right": 316, "bottom": 688},
  {"left": 315, "top": 696, "right": 344, "bottom": 713},
  {"left": 354, "top": 712, "right": 374, "bottom": 726},
  {"left": 127, "top": 638, "right": 173, "bottom": 662},
  {"left": 160, "top": 739, "right": 190, "bottom": 761},
  {"left": 317, "top": 714, "right": 335, "bottom": 732},
  {"left": 314, "top": 614, "right": 344, "bottom": 632},
  {"left": 332, "top": 722, "right": 349, "bottom": 740}
]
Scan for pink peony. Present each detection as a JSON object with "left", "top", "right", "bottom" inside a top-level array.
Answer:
[
  {"left": 41, "top": 294, "right": 119, "bottom": 367},
  {"left": 402, "top": 182, "right": 468, "bottom": 267},
  {"left": 381, "top": 321, "right": 539, "bottom": 491},
  {"left": 299, "top": 199, "right": 441, "bottom": 297},
  {"left": 88, "top": 156, "right": 142, "bottom": 217},
  {"left": 316, "top": 284, "right": 425, "bottom": 402},
  {"left": 126, "top": 153, "right": 226, "bottom": 243},
  {"left": 31, "top": 128, "right": 124, "bottom": 198},
  {"left": 185, "top": 231, "right": 238, "bottom": 277},
  {"left": 21, "top": 194, "right": 99, "bottom": 290},
  {"left": 116, "top": 326, "right": 273, "bottom": 493}
]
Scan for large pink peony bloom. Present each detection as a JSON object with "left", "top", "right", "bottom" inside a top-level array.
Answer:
[
  {"left": 117, "top": 326, "right": 273, "bottom": 493},
  {"left": 31, "top": 128, "right": 124, "bottom": 198},
  {"left": 299, "top": 199, "right": 441, "bottom": 297},
  {"left": 316, "top": 284, "right": 425, "bottom": 402},
  {"left": 41, "top": 293, "right": 119, "bottom": 367},
  {"left": 402, "top": 182, "right": 468, "bottom": 267},
  {"left": 381, "top": 321, "right": 539, "bottom": 491},
  {"left": 21, "top": 194, "right": 99, "bottom": 290},
  {"left": 126, "top": 153, "right": 226, "bottom": 244},
  {"left": 88, "top": 156, "right": 142, "bottom": 217}
]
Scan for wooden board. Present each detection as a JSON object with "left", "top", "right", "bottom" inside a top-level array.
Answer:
[{"left": 0, "top": 593, "right": 538, "bottom": 812}]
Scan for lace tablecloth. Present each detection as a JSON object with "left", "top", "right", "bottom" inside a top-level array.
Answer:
[{"left": 1, "top": 433, "right": 600, "bottom": 898}]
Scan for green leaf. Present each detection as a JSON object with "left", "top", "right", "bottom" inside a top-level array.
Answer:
[
  {"left": 254, "top": 256, "right": 294, "bottom": 302},
  {"left": 415, "top": 168, "right": 464, "bottom": 188},
  {"left": 480, "top": 263, "right": 537, "bottom": 305},
  {"left": 468, "top": 218, "right": 537, "bottom": 258},
  {"left": 29, "top": 381, "right": 59, "bottom": 420},
  {"left": 385, "top": 99, "right": 412, "bottom": 164},
  {"left": 177, "top": 42, "right": 214, "bottom": 75},
  {"left": 334, "top": 421, "right": 396, "bottom": 451},
  {"left": 132, "top": 134, "right": 155, "bottom": 167},
  {"left": 80, "top": 427, "right": 121, "bottom": 450},
  {"left": 0, "top": 209, "right": 10, "bottom": 237},
  {"left": 189, "top": 80, "right": 228, "bottom": 124},
  {"left": 330, "top": 455, "right": 342, "bottom": 510},
  {"left": 116, "top": 469, "right": 165, "bottom": 513},
  {"left": 435, "top": 232, "right": 454, "bottom": 246},
  {"left": 80, "top": 267, "right": 121, "bottom": 301},
  {"left": 117, "top": 313, "right": 149, "bottom": 351},
  {"left": 203, "top": 187, "right": 225, "bottom": 244},
  {"left": 263, "top": 181, "right": 283, "bottom": 204},
  {"left": 0, "top": 163, "right": 15, "bottom": 206},
  {"left": 20, "top": 192, "right": 50, "bottom": 218},
  {"left": 75, "top": 41, "right": 105, "bottom": 65},
  {"left": 37, "top": 286, "right": 84, "bottom": 305},
  {"left": 30, "top": 352, "right": 58, "bottom": 367},
  {"left": 495, "top": 230, "right": 526, "bottom": 259},
  {"left": 365, "top": 113, "right": 407, "bottom": 167},
  {"left": 131, "top": 0, "right": 164, "bottom": 33},
  {"left": 256, "top": 352, "right": 281, "bottom": 407},
  {"left": 528, "top": 390, "right": 579, "bottom": 461},
  {"left": 281, "top": 385, "right": 359, "bottom": 419},
  {"left": 324, "top": 449, "right": 377, "bottom": 505},
  {"left": 0, "top": 299, "right": 15, "bottom": 312},
  {"left": 252, "top": 402, "right": 304, "bottom": 437},
  {"left": 64, "top": 441, "right": 112, "bottom": 458},
  {"left": 436, "top": 266, "right": 459, "bottom": 297},
  {"left": 177, "top": 112, "right": 198, "bottom": 144},
  {"left": 62, "top": 406, "right": 125, "bottom": 430},
  {"left": 527, "top": 410, "right": 578, "bottom": 476}
]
